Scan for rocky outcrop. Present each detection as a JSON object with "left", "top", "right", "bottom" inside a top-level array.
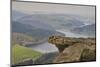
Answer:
[
  {"left": 80, "top": 48, "right": 96, "bottom": 61},
  {"left": 48, "top": 36, "right": 96, "bottom": 63}
]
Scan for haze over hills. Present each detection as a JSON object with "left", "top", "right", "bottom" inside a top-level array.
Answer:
[
  {"left": 12, "top": 21, "right": 65, "bottom": 44},
  {"left": 12, "top": 10, "right": 28, "bottom": 21},
  {"left": 18, "top": 15, "right": 55, "bottom": 31},
  {"left": 12, "top": 10, "right": 85, "bottom": 30},
  {"left": 71, "top": 24, "right": 96, "bottom": 37},
  {"left": 19, "top": 14, "right": 85, "bottom": 30},
  {"left": 12, "top": 10, "right": 95, "bottom": 38},
  {"left": 12, "top": 10, "right": 55, "bottom": 31}
]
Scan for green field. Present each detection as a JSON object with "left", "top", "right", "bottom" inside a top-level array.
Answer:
[{"left": 12, "top": 45, "right": 42, "bottom": 64}]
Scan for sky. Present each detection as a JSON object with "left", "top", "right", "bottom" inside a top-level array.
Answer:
[{"left": 12, "top": 1, "right": 95, "bottom": 19}]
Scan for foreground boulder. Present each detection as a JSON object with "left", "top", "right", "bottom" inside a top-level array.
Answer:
[
  {"left": 48, "top": 36, "right": 96, "bottom": 63},
  {"left": 80, "top": 48, "right": 96, "bottom": 61}
]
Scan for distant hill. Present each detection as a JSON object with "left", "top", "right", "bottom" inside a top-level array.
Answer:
[
  {"left": 12, "top": 10, "right": 55, "bottom": 31},
  {"left": 71, "top": 24, "right": 96, "bottom": 37},
  {"left": 12, "top": 21, "right": 65, "bottom": 44},
  {"left": 12, "top": 10, "right": 87, "bottom": 30},
  {"left": 12, "top": 10, "right": 28, "bottom": 21},
  {"left": 61, "top": 18, "right": 84, "bottom": 29},
  {"left": 12, "top": 32, "right": 35, "bottom": 45},
  {"left": 19, "top": 14, "right": 85, "bottom": 30},
  {"left": 18, "top": 15, "right": 55, "bottom": 31}
]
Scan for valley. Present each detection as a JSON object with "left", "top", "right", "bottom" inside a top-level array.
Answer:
[{"left": 12, "top": 10, "right": 96, "bottom": 66}]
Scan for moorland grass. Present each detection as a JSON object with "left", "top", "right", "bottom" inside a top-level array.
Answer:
[{"left": 12, "top": 45, "right": 42, "bottom": 64}]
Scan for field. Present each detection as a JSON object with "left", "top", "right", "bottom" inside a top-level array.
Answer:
[{"left": 12, "top": 45, "right": 42, "bottom": 64}]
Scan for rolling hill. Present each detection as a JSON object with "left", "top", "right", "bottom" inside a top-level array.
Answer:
[
  {"left": 71, "top": 24, "right": 96, "bottom": 37},
  {"left": 12, "top": 10, "right": 28, "bottom": 21},
  {"left": 12, "top": 10, "right": 87, "bottom": 30},
  {"left": 12, "top": 21, "right": 65, "bottom": 45},
  {"left": 18, "top": 14, "right": 85, "bottom": 30},
  {"left": 12, "top": 45, "right": 42, "bottom": 65}
]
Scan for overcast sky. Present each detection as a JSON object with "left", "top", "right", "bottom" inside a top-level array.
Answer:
[{"left": 12, "top": 1, "right": 95, "bottom": 19}]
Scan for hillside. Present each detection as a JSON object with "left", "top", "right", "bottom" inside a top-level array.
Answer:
[
  {"left": 12, "top": 10, "right": 28, "bottom": 21},
  {"left": 71, "top": 24, "right": 96, "bottom": 37},
  {"left": 12, "top": 10, "right": 87, "bottom": 30},
  {"left": 13, "top": 21, "right": 64, "bottom": 41},
  {"left": 12, "top": 32, "right": 38, "bottom": 46},
  {"left": 20, "top": 14, "right": 85, "bottom": 30},
  {"left": 12, "top": 45, "right": 42, "bottom": 65},
  {"left": 12, "top": 21, "right": 65, "bottom": 46},
  {"left": 18, "top": 15, "right": 55, "bottom": 31}
]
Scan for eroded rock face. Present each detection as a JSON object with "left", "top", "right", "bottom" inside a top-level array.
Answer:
[
  {"left": 48, "top": 36, "right": 75, "bottom": 52},
  {"left": 53, "top": 43, "right": 85, "bottom": 63},
  {"left": 80, "top": 48, "right": 96, "bottom": 61},
  {"left": 48, "top": 36, "right": 96, "bottom": 63}
]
